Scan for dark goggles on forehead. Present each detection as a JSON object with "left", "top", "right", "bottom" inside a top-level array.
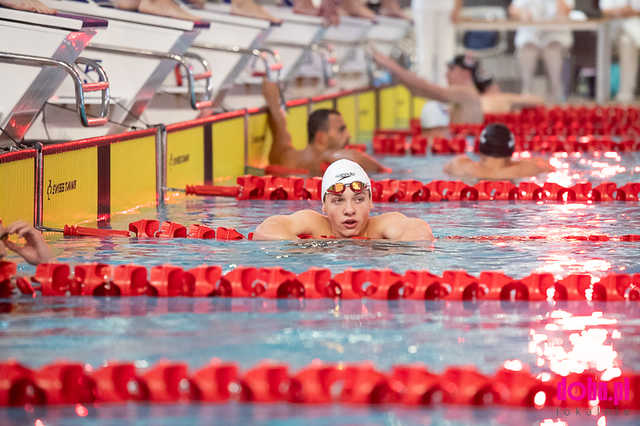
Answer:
[{"left": 326, "top": 180, "right": 367, "bottom": 195}]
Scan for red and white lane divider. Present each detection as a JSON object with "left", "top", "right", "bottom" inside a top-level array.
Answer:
[{"left": 1, "top": 261, "right": 639, "bottom": 301}]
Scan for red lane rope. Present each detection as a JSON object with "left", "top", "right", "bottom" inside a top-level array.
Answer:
[
  {"left": 56, "top": 217, "right": 640, "bottom": 243},
  {"left": 0, "top": 359, "right": 637, "bottom": 410},
  {"left": 185, "top": 177, "right": 640, "bottom": 203},
  {"left": 2, "top": 261, "right": 639, "bottom": 301},
  {"left": 374, "top": 105, "right": 640, "bottom": 155},
  {"left": 372, "top": 132, "right": 640, "bottom": 155}
]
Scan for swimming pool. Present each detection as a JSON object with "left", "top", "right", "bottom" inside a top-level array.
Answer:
[{"left": 2, "top": 154, "right": 640, "bottom": 425}]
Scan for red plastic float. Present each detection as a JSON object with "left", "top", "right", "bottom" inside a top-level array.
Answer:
[
  {"left": 1, "top": 359, "right": 637, "bottom": 410},
  {"left": 4, "top": 262, "right": 640, "bottom": 302}
]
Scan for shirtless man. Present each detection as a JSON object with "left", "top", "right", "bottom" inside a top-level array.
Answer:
[
  {"left": 444, "top": 123, "right": 554, "bottom": 180},
  {"left": 481, "top": 82, "right": 545, "bottom": 114},
  {"left": 372, "top": 51, "right": 486, "bottom": 125},
  {"left": 254, "top": 159, "right": 434, "bottom": 241},
  {"left": 263, "top": 80, "right": 386, "bottom": 176},
  {"left": 0, "top": 219, "right": 52, "bottom": 265}
]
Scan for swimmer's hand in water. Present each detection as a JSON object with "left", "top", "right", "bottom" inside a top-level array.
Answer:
[{"left": 0, "top": 219, "right": 52, "bottom": 265}]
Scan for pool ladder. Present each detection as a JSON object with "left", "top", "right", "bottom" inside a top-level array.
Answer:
[
  {"left": 87, "top": 43, "right": 214, "bottom": 111},
  {"left": 0, "top": 51, "right": 110, "bottom": 128}
]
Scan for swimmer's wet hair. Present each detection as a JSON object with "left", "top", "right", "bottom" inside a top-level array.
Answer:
[{"left": 308, "top": 109, "right": 341, "bottom": 143}]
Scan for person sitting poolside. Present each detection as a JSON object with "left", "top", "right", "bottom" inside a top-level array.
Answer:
[
  {"left": 443, "top": 123, "right": 554, "bottom": 180},
  {"left": 0, "top": 0, "right": 55, "bottom": 14},
  {"left": 114, "top": 0, "right": 205, "bottom": 22},
  {"left": 253, "top": 159, "right": 434, "bottom": 241},
  {"left": 0, "top": 219, "right": 52, "bottom": 265},
  {"left": 263, "top": 80, "right": 387, "bottom": 176}
]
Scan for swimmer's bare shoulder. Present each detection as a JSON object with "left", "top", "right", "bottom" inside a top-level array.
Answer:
[
  {"left": 369, "top": 212, "right": 434, "bottom": 241},
  {"left": 443, "top": 154, "right": 475, "bottom": 177},
  {"left": 253, "top": 209, "right": 330, "bottom": 240}
]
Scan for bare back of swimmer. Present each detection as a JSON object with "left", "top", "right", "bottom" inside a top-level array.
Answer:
[
  {"left": 263, "top": 80, "right": 387, "bottom": 176},
  {"left": 253, "top": 159, "right": 434, "bottom": 241},
  {"left": 444, "top": 123, "right": 554, "bottom": 180}
]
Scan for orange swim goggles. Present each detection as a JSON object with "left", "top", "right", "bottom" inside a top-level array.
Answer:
[{"left": 326, "top": 180, "right": 367, "bottom": 195}]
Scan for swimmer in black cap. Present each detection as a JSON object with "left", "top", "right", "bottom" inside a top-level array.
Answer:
[{"left": 444, "top": 123, "right": 554, "bottom": 180}]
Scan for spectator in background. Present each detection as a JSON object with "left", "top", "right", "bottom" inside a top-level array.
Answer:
[
  {"left": 600, "top": 0, "right": 640, "bottom": 103},
  {"left": 412, "top": 0, "right": 460, "bottom": 86},
  {"left": 509, "top": 0, "right": 575, "bottom": 103}
]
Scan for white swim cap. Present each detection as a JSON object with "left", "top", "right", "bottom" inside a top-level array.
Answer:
[
  {"left": 420, "top": 101, "right": 450, "bottom": 129},
  {"left": 321, "top": 159, "right": 371, "bottom": 201}
]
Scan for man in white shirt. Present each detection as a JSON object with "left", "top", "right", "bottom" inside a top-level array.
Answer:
[
  {"left": 509, "top": 0, "right": 575, "bottom": 103},
  {"left": 600, "top": 0, "right": 640, "bottom": 103}
]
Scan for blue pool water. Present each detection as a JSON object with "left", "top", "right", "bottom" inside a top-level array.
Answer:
[{"left": 2, "top": 154, "right": 640, "bottom": 425}]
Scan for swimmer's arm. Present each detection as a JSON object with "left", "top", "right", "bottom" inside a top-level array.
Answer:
[
  {"left": 253, "top": 210, "right": 321, "bottom": 240},
  {"left": 329, "top": 149, "right": 388, "bottom": 173},
  {"left": 380, "top": 213, "right": 434, "bottom": 241},
  {"left": 263, "top": 80, "right": 294, "bottom": 164},
  {"left": 371, "top": 50, "right": 453, "bottom": 102},
  {"left": 490, "top": 92, "right": 544, "bottom": 110}
]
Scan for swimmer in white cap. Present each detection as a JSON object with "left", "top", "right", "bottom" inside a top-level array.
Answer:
[
  {"left": 420, "top": 100, "right": 452, "bottom": 140},
  {"left": 0, "top": 219, "right": 52, "bottom": 265},
  {"left": 444, "top": 123, "right": 554, "bottom": 180},
  {"left": 253, "top": 159, "right": 434, "bottom": 241}
]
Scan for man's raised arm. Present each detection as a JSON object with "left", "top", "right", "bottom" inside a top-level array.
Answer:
[
  {"left": 370, "top": 49, "right": 465, "bottom": 104},
  {"left": 263, "top": 80, "right": 294, "bottom": 164}
]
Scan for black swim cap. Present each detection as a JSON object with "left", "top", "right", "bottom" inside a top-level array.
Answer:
[
  {"left": 448, "top": 54, "right": 494, "bottom": 93},
  {"left": 478, "top": 123, "right": 515, "bottom": 158}
]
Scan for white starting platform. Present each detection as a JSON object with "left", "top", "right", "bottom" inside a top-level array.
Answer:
[
  {"left": 145, "top": 7, "right": 273, "bottom": 123},
  {"left": 0, "top": 8, "right": 106, "bottom": 149},
  {"left": 24, "top": 0, "right": 209, "bottom": 141}
]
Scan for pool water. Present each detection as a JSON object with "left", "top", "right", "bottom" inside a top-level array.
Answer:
[{"left": 2, "top": 155, "right": 640, "bottom": 425}]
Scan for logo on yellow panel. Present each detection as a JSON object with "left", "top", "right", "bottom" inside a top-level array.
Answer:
[
  {"left": 169, "top": 153, "right": 190, "bottom": 166},
  {"left": 47, "top": 179, "right": 78, "bottom": 201}
]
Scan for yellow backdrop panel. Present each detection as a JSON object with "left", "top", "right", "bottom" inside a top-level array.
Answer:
[
  {"left": 356, "top": 91, "right": 375, "bottom": 143},
  {"left": 394, "top": 85, "right": 411, "bottom": 129},
  {"left": 213, "top": 117, "right": 245, "bottom": 185},
  {"left": 413, "top": 96, "right": 428, "bottom": 120},
  {"left": 43, "top": 148, "right": 97, "bottom": 227},
  {"left": 311, "top": 100, "right": 334, "bottom": 111},
  {"left": 287, "top": 105, "right": 308, "bottom": 150},
  {"left": 379, "top": 86, "right": 396, "bottom": 129},
  {"left": 0, "top": 158, "right": 34, "bottom": 225},
  {"left": 336, "top": 95, "right": 358, "bottom": 145},
  {"left": 166, "top": 127, "right": 205, "bottom": 189},
  {"left": 111, "top": 136, "right": 157, "bottom": 214},
  {"left": 247, "top": 112, "right": 272, "bottom": 169}
]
